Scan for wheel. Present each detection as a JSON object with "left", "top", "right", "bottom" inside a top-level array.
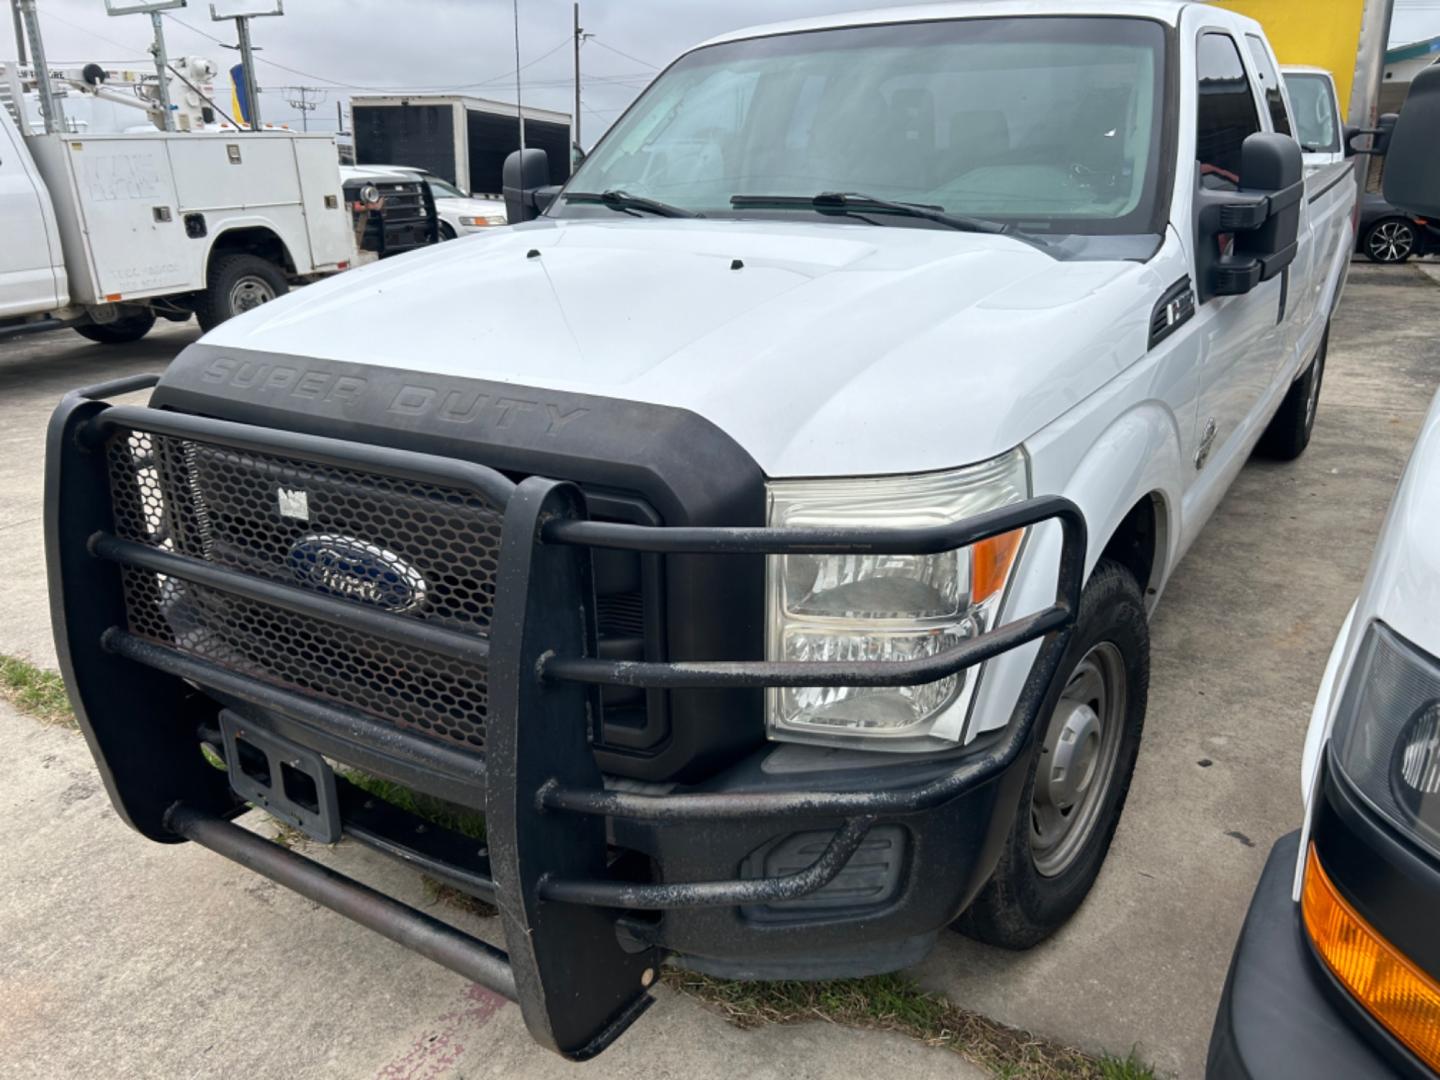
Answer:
[
  {"left": 73, "top": 311, "right": 156, "bottom": 344},
  {"left": 1363, "top": 217, "right": 1417, "bottom": 263},
  {"left": 196, "top": 254, "right": 289, "bottom": 331},
  {"left": 438, "top": 222, "right": 458, "bottom": 241},
  {"left": 956, "top": 559, "right": 1149, "bottom": 950},
  {"left": 1257, "top": 324, "right": 1328, "bottom": 461}
]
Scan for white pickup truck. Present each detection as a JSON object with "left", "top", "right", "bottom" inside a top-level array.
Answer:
[
  {"left": 45, "top": 1, "right": 1434, "bottom": 1061},
  {"left": 1, "top": 66, "right": 351, "bottom": 342}
]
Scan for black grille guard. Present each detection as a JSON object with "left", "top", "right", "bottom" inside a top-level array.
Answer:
[{"left": 46, "top": 374, "right": 1087, "bottom": 1060}]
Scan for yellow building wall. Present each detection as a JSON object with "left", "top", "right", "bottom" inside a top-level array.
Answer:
[{"left": 1212, "top": 0, "right": 1367, "bottom": 111}]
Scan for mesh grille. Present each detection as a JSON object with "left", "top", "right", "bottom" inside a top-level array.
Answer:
[{"left": 106, "top": 429, "right": 501, "bottom": 753}]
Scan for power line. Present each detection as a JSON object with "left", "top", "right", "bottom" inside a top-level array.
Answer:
[
  {"left": 159, "top": 10, "right": 572, "bottom": 93},
  {"left": 588, "top": 37, "right": 659, "bottom": 70}
]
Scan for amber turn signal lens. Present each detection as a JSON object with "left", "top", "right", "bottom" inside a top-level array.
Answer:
[
  {"left": 972, "top": 529, "right": 1024, "bottom": 604},
  {"left": 1302, "top": 843, "right": 1440, "bottom": 1072}
]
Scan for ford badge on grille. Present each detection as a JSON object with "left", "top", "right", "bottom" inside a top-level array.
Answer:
[{"left": 288, "top": 534, "right": 428, "bottom": 614}]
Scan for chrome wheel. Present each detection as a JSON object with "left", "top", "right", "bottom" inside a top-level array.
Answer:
[
  {"left": 1031, "top": 641, "right": 1127, "bottom": 878},
  {"left": 229, "top": 275, "right": 277, "bottom": 315},
  {"left": 1368, "top": 220, "right": 1415, "bottom": 263}
]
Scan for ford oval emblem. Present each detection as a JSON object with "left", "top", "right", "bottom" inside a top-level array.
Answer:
[{"left": 287, "top": 534, "right": 428, "bottom": 614}]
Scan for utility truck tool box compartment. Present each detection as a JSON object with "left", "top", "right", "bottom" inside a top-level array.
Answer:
[{"left": 26, "top": 131, "right": 349, "bottom": 305}]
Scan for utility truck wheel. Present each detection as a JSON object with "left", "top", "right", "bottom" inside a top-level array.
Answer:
[
  {"left": 1258, "top": 325, "right": 1327, "bottom": 461},
  {"left": 197, "top": 255, "right": 289, "bottom": 331},
  {"left": 956, "top": 559, "right": 1148, "bottom": 950},
  {"left": 74, "top": 312, "right": 156, "bottom": 344}
]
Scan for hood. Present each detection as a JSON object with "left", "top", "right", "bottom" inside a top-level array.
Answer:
[{"left": 195, "top": 218, "right": 1158, "bottom": 477}]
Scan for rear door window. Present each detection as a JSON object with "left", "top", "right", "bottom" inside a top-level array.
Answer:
[
  {"left": 1245, "top": 35, "right": 1293, "bottom": 136},
  {"left": 1196, "top": 32, "right": 1262, "bottom": 191}
]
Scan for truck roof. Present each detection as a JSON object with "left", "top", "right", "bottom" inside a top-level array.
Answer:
[{"left": 698, "top": 1, "right": 1239, "bottom": 50}]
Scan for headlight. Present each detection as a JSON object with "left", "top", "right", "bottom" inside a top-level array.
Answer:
[
  {"left": 1331, "top": 621, "right": 1440, "bottom": 859},
  {"left": 459, "top": 214, "right": 505, "bottom": 227},
  {"left": 765, "top": 449, "right": 1029, "bottom": 751}
]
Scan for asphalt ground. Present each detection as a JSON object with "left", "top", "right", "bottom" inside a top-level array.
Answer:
[{"left": 1, "top": 259, "right": 1436, "bottom": 1078}]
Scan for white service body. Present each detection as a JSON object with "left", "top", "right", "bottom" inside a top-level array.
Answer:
[{"left": 0, "top": 101, "right": 351, "bottom": 324}]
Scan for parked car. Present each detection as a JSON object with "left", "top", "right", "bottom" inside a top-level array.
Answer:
[
  {"left": 1208, "top": 386, "right": 1440, "bottom": 1079},
  {"left": 338, "top": 165, "right": 439, "bottom": 260},
  {"left": 45, "top": 1, "right": 1430, "bottom": 1061},
  {"left": 1358, "top": 192, "right": 1439, "bottom": 263},
  {"left": 367, "top": 165, "right": 508, "bottom": 237}
]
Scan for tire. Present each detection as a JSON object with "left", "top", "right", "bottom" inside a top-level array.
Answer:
[
  {"left": 73, "top": 311, "right": 156, "bottom": 344},
  {"left": 1363, "top": 218, "right": 1417, "bottom": 263},
  {"left": 956, "top": 559, "right": 1149, "bottom": 950},
  {"left": 438, "top": 222, "right": 458, "bottom": 241},
  {"left": 1257, "top": 324, "right": 1328, "bottom": 461},
  {"left": 196, "top": 254, "right": 289, "bottom": 332}
]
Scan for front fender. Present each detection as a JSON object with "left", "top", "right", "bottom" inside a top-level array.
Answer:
[{"left": 965, "top": 401, "right": 1186, "bottom": 739}]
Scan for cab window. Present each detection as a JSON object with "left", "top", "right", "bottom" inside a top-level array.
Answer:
[
  {"left": 1196, "top": 32, "right": 1262, "bottom": 191},
  {"left": 1284, "top": 73, "right": 1341, "bottom": 153},
  {"left": 1245, "top": 35, "right": 1293, "bottom": 136}
]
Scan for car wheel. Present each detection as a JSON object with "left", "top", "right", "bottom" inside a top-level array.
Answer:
[
  {"left": 955, "top": 559, "right": 1149, "bottom": 950},
  {"left": 1363, "top": 218, "right": 1417, "bottom": 263},
  {"left": 1258, "top": 323, "right": 1328, "bottom": 461},
  {"left": 73, "top": 311, "right": 157, "bottom": 344},
  {"left": 196, "top": 254, "right": 290, "bottom": 332}
]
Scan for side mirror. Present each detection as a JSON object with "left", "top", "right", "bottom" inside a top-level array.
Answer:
[
  {"left": 1195, "top": 132, "right": 1304, "bottom": 302},
  {"left": 503, "top": 148, "right": 550, "bottom": 223},
  {"left": 1345, "top": 114, "right": 1396, "bottom": 158},
  {"left": 1383, "top": 65, "right": 1440, "bottom": 218}
]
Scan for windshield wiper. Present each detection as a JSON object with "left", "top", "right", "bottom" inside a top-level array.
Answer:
[
  {"left": 730, "top": 191, "right": 1005, "bottom": 234},
  {"left": 564, "top": 189, "right": 701, "bottom": 218}
]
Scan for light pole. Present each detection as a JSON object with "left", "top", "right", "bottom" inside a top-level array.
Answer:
[{"left": 210, "top": 0, "right": 284, "bottom": 131}]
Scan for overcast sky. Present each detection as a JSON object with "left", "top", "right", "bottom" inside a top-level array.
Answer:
[{"left": 9, "top": 0, "right": 1440, "bottom": 136}]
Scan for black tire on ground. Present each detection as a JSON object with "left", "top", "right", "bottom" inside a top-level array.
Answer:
[
  {"left": 73, "top": 311, "right": 157, "bottom": 344},
  {"left": 1257, "top": 324, "right": 1328, "bottom": 461},
  {"left": 1362, "top": 217, "right": 1417, "bottom": 263},
  {"left": 438, "top": 222, "right": 458, "bottom": 241},
  {"left": 196, "top": 254, "right": 289, "bottom": 332},
  {"left": 956, "top": 559, "right": 1149, "bottom": 951}
]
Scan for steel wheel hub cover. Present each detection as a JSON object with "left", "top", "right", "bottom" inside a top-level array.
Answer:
[
  {"left": 1031, "top": 641, "right": 1127, "bottom": 878},
  {"left": 230, "top": 276, "right": 276, "bottom": 314}
]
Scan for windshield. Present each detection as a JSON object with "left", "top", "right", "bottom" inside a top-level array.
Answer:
[
  {"left": 1284, "top": 73, "right": 1341, "bottom": 153},
  {"left": 427, "top": 177, "right": 468, "bottom": 199},
  {"left": 556, "top": 17, "right": 1169, "bottom": 235}
]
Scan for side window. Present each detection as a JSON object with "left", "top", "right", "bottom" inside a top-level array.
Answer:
[
  {"left": 1245, "top": 35, "right": 1293, "bottom": 136},
  {"left": 1285, "top": 74, "right": 1341, "bottom": 153},
  {"left": 1196, "top": 32, "right": 1262, "bottom": 191}
]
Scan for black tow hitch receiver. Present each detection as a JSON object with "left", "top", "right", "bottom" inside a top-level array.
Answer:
[{"left": 45, "top": 374, "right": 1087, "bottom": 1060}]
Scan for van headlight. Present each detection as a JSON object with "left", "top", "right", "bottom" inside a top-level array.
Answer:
[
  {"left": 765, "top": 449, "right": 1029, "bottom": 751},
  {"left": 1331, "top": 621, "right": 1440, "bottom": 859}
]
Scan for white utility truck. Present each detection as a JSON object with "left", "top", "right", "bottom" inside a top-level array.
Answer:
[
  {"left": 1, "top": 37, "right": 350, "bottom": 343},
  {"left": 45, "top": 1, "right": 1435, "bottom": 1061}
]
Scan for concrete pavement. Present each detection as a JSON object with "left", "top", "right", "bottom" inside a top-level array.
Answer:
[{"left": 2, "top": 263, "right": 1437, "bottom": 1078}]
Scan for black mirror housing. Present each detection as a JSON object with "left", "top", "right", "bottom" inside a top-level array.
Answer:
[
  {"left": 1194, "top": 132, "right": 1304, "bottom": 302},
  {"left": 1383, "top": 65, "right": 1440, "bottom": 218},
  {"left": 503, "top": 148, "right": 551, "bottom": 223}
]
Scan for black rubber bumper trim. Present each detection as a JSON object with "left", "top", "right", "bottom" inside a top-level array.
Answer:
[{"left": 1205, "top": 830, "right": 1402, "bottom": 1079}]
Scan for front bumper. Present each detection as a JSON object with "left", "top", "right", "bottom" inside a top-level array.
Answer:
[
  {"left": 46, "top": 377, "right": 1084, "bottom": 1059},
  {"left": 1207, "top": 831, "right": 1403, "bottom": 1079}
]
